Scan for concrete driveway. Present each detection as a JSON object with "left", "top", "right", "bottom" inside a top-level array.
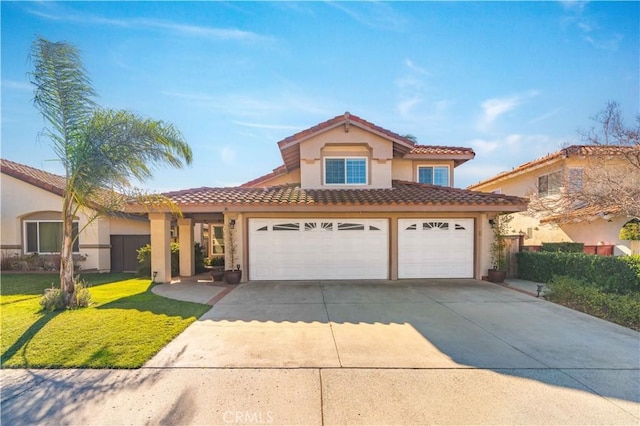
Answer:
[{"left": 2, "top": 279, "right": 639, "bottom": 425}]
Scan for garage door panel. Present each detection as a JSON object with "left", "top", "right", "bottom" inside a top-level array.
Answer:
[
  {"left": 398, "top": 219, "right": 474, "bottom": 279},
  {"left": 249, "top": 219, "right": 388, "bottom": 280}
]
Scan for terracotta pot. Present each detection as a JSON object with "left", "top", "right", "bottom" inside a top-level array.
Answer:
[
  {"left": 488, "top": 269, "right": 507, "bottom": 283},
  {"left": 224, "top": 270, "right": 242, "bottom": 284}
]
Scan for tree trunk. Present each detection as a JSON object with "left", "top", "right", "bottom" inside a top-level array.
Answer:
[{"left": 60, "top": 199, "right": 75, "bottom": 308}]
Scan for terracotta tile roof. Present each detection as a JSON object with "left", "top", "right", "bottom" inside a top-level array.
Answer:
[
  {"left": 277, "top": 112, "right": 417, "bottom": 170},
  {"left": 468, "top": 145, "right": 638, "bottom": 190},
  {"left": 407, "top": 145, "right": 475, "bottom": 166},
  {"left": 408, "top": 145, "right": 475, "bottom": 156},
  {"left": 161, "top": 181, "right": 527, "bottom": 210},
  {"left": 540, "top": 204, "right": 623, "bottom": 225},
  {"left": 1, "top": 158, "right": 66, "bottom": 196}
]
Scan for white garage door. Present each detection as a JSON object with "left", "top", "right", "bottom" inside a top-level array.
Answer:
[
  {"left": 249, "top": 219, "right": 388, "bottom": 280},
  {"left": 398, "top": 219, "right": 474, "bottom": 278}
]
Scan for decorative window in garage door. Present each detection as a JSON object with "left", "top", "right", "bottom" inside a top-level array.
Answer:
[
  {"left": 455, "top": 224, "right": 467, "bottom": 230},
  {"left": 423, "top": 221, "right": 449, "bottom": 230},
  {"left": 405, "top": 223, "right": 417, "bottom": 231},
  {"left": 273, "top": 223, "right": 300, "bottom": 231},
  {"left": 337, "top": 222, "right": 366, "bottom": 231},
  {"left": 304, "top": 222, "right": 333, "bottom": 231}
]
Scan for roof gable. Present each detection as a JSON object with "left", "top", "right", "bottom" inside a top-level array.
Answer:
[{"left": 277, "top": 112, "right": 417, "bottom": 171}]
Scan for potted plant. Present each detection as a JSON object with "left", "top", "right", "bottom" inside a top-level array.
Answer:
[
  {"left": 224, "top": 223, "right": 242, "bottom": 284},
  {"left": 209, "top": 256, "right": 225, "bottom": 282},
  {"left": 488, "top": 213, "right": 512, "bottom": 283}
]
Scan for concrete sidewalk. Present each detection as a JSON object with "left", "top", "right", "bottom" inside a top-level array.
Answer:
[{"left": 2, "top": 279, "right": 638, "bottom": 425}]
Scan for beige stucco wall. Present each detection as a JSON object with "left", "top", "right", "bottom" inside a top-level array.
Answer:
[
  {"left": 1, "top": 173, "right": 150, "bottom": 272},
  {"left": 299, "top": 126, "right": 393, "bottom": 189}
]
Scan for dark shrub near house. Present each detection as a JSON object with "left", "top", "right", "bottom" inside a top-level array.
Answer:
[{"left": 516, "top": 252, "right": 640, "bottom": 294}]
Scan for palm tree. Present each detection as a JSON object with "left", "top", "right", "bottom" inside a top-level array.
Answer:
[{"left": 29, "top": 36, "right": 193, "bottom": 307}]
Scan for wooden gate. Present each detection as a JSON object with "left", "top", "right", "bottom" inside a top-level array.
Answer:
[
  {"left": 110, "top": 235, "right": 150, "bottom": 272},
  {"left": 504, "top": 235, "right": 521, "bottom": 278}
]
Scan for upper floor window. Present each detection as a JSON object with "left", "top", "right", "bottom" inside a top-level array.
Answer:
[
  {"left": 418, "top": 166, "right": 449, "bottom": 187},
  {"left": 24, "top": 220, "right": 79, "bottom": 254},
  {"left": 568, "top": 168, "right": 583, "bottom": 192},
  {"left": 538, "top": 171, "right": 562, "bottom": 197},
  {"left": 324, "top": 157, "right": 367, "bottom": 185}
]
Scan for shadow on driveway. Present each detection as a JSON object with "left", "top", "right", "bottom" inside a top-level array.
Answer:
[{"left": 148, "top": 279, "right": 640, "bottom": 406}]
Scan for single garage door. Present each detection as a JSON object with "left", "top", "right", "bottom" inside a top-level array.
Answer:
[
  {"left": 249, "top": 219, "right": 388, "bottom": 280},
  {"left": 398, "top": 219, "right": 474, "bottom": 278}
]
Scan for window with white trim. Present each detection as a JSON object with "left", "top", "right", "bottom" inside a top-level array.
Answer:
[
  {"left": 24, "top": 220, "right": 79, "bottom": 254},
  {"left": 538, "top": 171, "right": 562, "bottom": 197},
  {"left": 417, "top": 166, "right": 450, "bottom": 187},
  {"left": 324, "top": 157, "right": 367, "bottom": 185}
]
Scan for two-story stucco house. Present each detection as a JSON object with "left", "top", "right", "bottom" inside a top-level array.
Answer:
[
  {"left": 133, "top": 113, "right": 528, "bottom": 283},
  {"left": 1, "top": 159, "right": 151, "bottom": 272},
  {"left": 468, "top": 145, "right": 639, "bottom": 256}
]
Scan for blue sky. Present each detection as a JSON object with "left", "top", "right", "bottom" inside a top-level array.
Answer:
[{"left": 2, "top": 1, "right": 638, "bottom": 191}]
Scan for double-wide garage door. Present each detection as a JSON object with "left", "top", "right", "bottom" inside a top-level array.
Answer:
[
  {"left": 249, "top": 219, "right": 388, "bottom": 280},
  {"left": 248, "top": 218, "right": 474, "bottom": 280}
]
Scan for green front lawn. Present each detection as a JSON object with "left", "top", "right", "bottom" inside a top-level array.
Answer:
[{"left": 1, "top": 273, "right": 210, "bottom": 368}]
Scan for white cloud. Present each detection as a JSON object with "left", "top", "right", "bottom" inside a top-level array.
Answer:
[
  {"left": 469, "top": 139, "right": 499, "bottom": 154},
  {"left": 397, "top": 98, "right": 422, "bottom": 117},
  {"left": 326, "top": 1, "right": 407, "bottom": 31},
  {"left": 529, "top": 108, "right": 564, "bottom": 124},
  {"left": 404, "top": 59, "right": 428, "bottom": 75},
  {"left": 27, "top": 6, "right": 270, "bottom": 43},
  {"left": 477, "top": 91, "right": 539, "bottom": 131},
  {"left": 220, "top": 146, "right": 236, "bottom": 165}
]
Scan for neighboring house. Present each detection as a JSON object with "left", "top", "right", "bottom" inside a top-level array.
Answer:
[
  {"left": 130, "top": 112, "right": 528, "bottom": 283},
  {"left": 468, "top": 145, "right": 639, "bottom": 256},
  {"left": 1, "top": 159, "right": 150, "bottom": 272}
]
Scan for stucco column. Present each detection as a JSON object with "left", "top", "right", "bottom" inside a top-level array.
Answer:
[
  {"left": 149, "top": 212, "right": 172, "bottom": 283},
  {"left": 178, "top": 218, "right": 195, "bottom": 277},
  {"left": 389, "top": 217, "right": 398, "bottom": 280}
]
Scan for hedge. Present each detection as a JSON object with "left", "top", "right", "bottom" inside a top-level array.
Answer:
[
  {"left": 540, "top": 242, "right": 584, "bottom": 253},
  {"left": 546, "top": 275, "right": 640, "bottom": 330},
  {"left": 516, "top": 252, "right": 640, "bottom": 294}
]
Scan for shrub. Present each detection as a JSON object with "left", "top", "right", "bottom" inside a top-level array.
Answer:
[
  {"left": 541, "top": 242, "right": 584, "bottom": 253},
  {"left": 136, "top": 242, "right": 180, "bottom": 278},
  {"left": 71, "top": 280, "right": 92, "bottom": 308},
  {"left": 546, "top": 275, "right": 640, "bottom": 330},
  {"left": 516, "top": 252, "right": 640, "bottom": 294},
  {"left": 40, "top": 286, "right": 65, "bottom": 311},
  {"left": 39, "top": 279, "right": 92, "bottom": 311},
  {"left": 620, "top": 219, "right": 640, "bottom": 241}
]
